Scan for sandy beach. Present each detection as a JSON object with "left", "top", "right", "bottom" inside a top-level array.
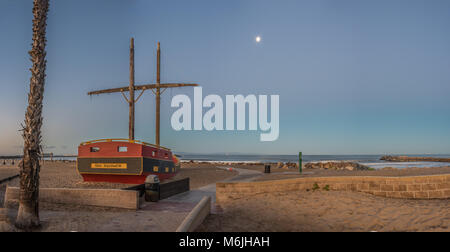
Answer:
[
  {"left": 0, "top": 161, "right": 238, "bottom": 232},
  {"left": 209, "top": 162, "right": 450, "bottom": 180},
  {"left": 255, "top": 166, "right": 450, "bottom": 181},
  {"left": 1, "top": 161, "right": 449, "bottom": 232},
  {"left": 197, "top": 190, "right": 450, "bottom": 232},
  {"left": 0, "top": 161, "right": 238, "bottom": 190},
  {"left": 194, "top": 163, "right": 450, "bottom": 232},
  {"left": 0, "top": 161, "right": 238, "bottom": 209}
]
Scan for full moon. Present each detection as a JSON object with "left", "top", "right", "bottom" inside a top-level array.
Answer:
[{"left": 255, "top": 36, "right": 262, "bottom": 43}]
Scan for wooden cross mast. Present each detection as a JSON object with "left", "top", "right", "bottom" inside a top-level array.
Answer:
[{"left": 88, "top": 38, "right": 198, "bottom": 145}]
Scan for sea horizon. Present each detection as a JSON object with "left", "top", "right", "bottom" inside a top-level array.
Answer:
[{"left": 2, "top": 153, "right": 450, "bottom": 170}]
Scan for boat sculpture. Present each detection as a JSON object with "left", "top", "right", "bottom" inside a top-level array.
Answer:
[{"left": 77, "top": 139, "right": 180, "bottom": 184}]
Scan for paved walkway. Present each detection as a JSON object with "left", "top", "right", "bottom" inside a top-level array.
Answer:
[
  {"left": 82, "top": 166, "right": 262, "bottom": 231},
  {"left": 162, "top": 167, "right": 263, "bottom": 206}
]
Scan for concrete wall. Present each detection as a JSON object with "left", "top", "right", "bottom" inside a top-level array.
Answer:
[
  {"left": 176, "top": 196, "right": 211, "bottom": 232},
  {"left": 216, "top": 174, "right": 450, "bottom": 203},
  {"left": 5, "top": 187, "right": 139, "bottom": 210}
]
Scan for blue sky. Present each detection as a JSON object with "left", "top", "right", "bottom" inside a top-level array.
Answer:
[{"left": 1, "top": 0, "right": 450, "bottom": 155}]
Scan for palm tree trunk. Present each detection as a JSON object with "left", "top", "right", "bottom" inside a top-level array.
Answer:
[{"left": 15, "top": 0, "right": 50, "bottom": 230}]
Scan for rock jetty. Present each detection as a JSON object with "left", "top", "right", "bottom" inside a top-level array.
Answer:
[
  {"left": 305, "top": 162, "right": 370, "bottom": 171},
  {"left": 380, "top": 156, "right": 450, "bottom": 163},
  {"left": 276, "top": 162, "right": 298, "bottom": 169}
]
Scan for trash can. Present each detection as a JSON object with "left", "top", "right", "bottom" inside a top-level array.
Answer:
[
  {"left": 145, "top": 175, "right": 160, "bottom": 202},
  {"left": 264, "top": 164, "right": 271, "bottom": 174}
]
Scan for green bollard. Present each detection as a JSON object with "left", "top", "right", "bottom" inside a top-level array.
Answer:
[{"left": 299, "top": 152, "right": 302, "bottom": 174}]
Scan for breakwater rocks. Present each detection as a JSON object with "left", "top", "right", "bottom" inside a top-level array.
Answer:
[
  {"left": 276, "top": 162, "right": 298, "bottom": 169},
  {"left": 305, "top": 162, "right": 370, "bottom": 171},
  {"left": 381, "top": 156, "right": 450, "bottom": 163},
  {"left": 183, "top": 160, "right": 298, "bottom": 168},
  {"left": 184, "top": 160, "right": 264, "bottom": 166}
]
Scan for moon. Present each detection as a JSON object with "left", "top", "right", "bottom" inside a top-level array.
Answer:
[{"left": 255, "top": 36, "right": 262, "bottom": 43}]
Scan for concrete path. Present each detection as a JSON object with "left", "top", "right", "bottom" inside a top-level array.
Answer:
[
  {"left": 91, "top": 166, "right": 263, "bottom": 231},
  {"left": 162, "top": 167, "right": 263, "bottom": 206}
]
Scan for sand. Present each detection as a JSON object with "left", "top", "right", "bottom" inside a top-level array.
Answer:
[
  {"left": 0, "top": 166, "right": 19, "bottom": 181},
  {"left": 235, "top": 165, "right": 450, "bottom": 182},
  {"left": 2, "top": 162, "right": 450, "bottom": 232},
  {"left": 0, "top": 161, "right": 237, "bottom": 210},
  {"left": 0, "top": 162, "right": 238, "bottom": 232},
  {"left": 197, "top": 190, "right": 450, "bottom": 232},
  {"left": 2, "top": 161, "right": 238, "bottom": 190},
  {"left": 170, "top": 162, "right": 238, "bottom": 189},
  {"left": 194, "top": 164, "right": 450, "bottom": 232}
]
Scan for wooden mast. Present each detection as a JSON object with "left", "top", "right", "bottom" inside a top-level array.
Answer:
[
  {"left": 129, "top": 38, "right": 135, "bottom": 140},
  {"left": 156, "top": 42, "right": 161, "bottom": 146},
  {"left": 87, "top": 39, "right": 199, "bottom": 146}
]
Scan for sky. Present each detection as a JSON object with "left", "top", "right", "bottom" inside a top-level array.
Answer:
[{"left": 1, "top": 0, "right": 450, "bottom": 155}]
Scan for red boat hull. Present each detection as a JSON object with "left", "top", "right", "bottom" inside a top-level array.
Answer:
[{"left": 77, "top": 139, "right": 180, "bottom": 185}]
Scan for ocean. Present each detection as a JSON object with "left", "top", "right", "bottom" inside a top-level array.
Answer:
[
  {"left": 4, "top": 154, "right": 450, "bottom": 170},
  {"left": 177, "top": 154, "right": 450, "bottom": 169}
]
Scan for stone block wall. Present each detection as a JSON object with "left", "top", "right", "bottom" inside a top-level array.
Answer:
[{"left": 216, "top": 174, "right": 450, "bottom": 203}]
